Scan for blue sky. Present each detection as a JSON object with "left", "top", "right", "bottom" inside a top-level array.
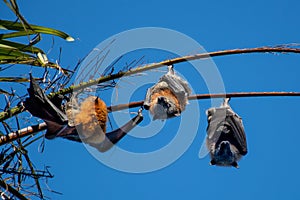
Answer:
[{"left": 1, "top": 0, "right": 300, "bottom": 199}]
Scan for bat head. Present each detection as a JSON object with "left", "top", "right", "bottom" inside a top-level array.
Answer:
[
  {"left": 210, "top": 138, "right": 242, "bottom": 168},
  {"left": 208, "top": 122, "right": 244, "bottom": 168},
  {"left": 151, "top": 96, "right": 181, "bottom": 120}
]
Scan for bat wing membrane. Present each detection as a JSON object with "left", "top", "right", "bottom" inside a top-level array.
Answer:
[
  {"left": 206, "top": 107, "right": 247, "bottom": 156},
  {"left": 24, "top": 77, "right": 79, "bottom": 140},
  {"left": 160, "top": 74, "right": 191, "bottom": 105},
  {"left": 206, "top": 108, "right": 226, "bottom": 145},
  {"left": 225, "top": 109, "right": 247, "bottom": 155}
]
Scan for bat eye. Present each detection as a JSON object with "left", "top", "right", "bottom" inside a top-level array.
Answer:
[{"left": 206, "top": 108, "right": 216, "bottom": 117}]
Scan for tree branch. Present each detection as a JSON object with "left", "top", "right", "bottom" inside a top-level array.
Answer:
[
  {"left": 0, "top": 122, "right": 46, "bottom": 145},
  {"left": 47, "top": 46, "right": 300, "bottom": 98},
  {"left": 1, "top": 45, "right": 300, "bottom": 122},
  {"left": 108, "top": 91, "right": 300, "bottom": 111},
  {"left": 1, "top": 91, "right": 300, "bottom": 146},
  {"left": 0, "top": 179, "right": 29, "bottom": 200}
]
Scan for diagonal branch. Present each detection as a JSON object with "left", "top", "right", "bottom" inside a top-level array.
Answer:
[
  {"left": 1, "top": 45, "right": 300, "bottom": 122},
  {"left": 47, "top": 46, "right": 300, "bottom": 98},
  {"left": 0, "top": 179, "right": 29, "bottom": 200},
  {"left": 1, "top": 91, "right": 300, "bottom": 146},
  {"left": 0, "top": 122, "right": 46, "bottom": 145}
]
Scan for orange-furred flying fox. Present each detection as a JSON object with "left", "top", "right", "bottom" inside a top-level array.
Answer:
[
  {"left": 24, "top": 76, "right": 143, "bottom": 152},
  {"left": 143, "top": 65, "right": 191, "bottom": 120}
]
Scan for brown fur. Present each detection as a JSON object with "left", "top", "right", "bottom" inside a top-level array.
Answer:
[
  {"left": 74, "top": 96, "right": 108, "bottom": 143},
  {"left": 149, "top": 88, "right": 181, "bottom": 115}
]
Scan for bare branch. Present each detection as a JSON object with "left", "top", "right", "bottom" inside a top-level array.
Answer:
[
  {"left": 0, "top": 168, "right": 53, "bottom": 179},
  {"left": 0, "top": 122, "right": 46, "bottom": 145},
  {"left": 1, "top": 91, "right": 299, "bottom": 145},
  {"left": 0, "top": 179, "right": 29, "bottom": 200},
  {"left": 0, "top": 77, "right": 43, "bottom": 83},
  {"left": 109, "top": 91, "right": 300, "bottom": 111},
  {"left": 48, "top": 46, "right": 300, "bottom": 98},
  {"left": 189, "top": 91, "right": 300, "bottom": 100}
]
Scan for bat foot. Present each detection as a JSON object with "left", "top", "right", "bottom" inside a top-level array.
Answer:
[
  {"left": 167, "top": 65, "right": 174, "bottom": 75},
  {"left": 138, "top": 107, "right": 144, "bottom": 115}
]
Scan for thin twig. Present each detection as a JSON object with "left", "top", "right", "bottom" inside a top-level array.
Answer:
[
  {"left": 1, "top": 91, "right": 299, "bottom": 146},
  {"left": 23, "top": 152, "right": 44, "bottom": 199},
  {"left": 0, "top": 179, "right": 28, "bottom": 200},
  {"left": 0, "top": 168, "right": 53, "bottom": 179}
]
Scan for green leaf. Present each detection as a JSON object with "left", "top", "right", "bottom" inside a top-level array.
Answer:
[
  {"left": 0, "top": 39, "right": 45, "bottom": 54},
  {"left": 0, "top": 30, "right": 37, "bottom": 39},
  {"left": 0, "top": 20, "right": 74, "bottom": 41},
  {"left": 0, "top": 47, "right": 34, "bottom": 64}
]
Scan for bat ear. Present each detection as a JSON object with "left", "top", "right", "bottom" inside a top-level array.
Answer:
[
  {"left": 94, "top": 96, "right": 102, "bottom": 104},
  {"left": 210, "top": 159, "right": 216, "bottom": 166},
  {"left": 206, "top": 108, "right": 215, "bottom": 116},
  {"left": 174, "top": 112, "right": 181, "bottom": 117},
  {"left": 232, "top": 162, "right": 239, "bottom": 168}
]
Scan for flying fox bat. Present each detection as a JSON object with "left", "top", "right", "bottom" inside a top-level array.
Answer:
[
  {"left": 206, "top": 98, "right": 247, "bottom": 168},
  {"left": 143, "top": 65, "right": 191, "bottom": 120},
  {"left": 24, "top": 77, "right": 143, "bottom": 152}
]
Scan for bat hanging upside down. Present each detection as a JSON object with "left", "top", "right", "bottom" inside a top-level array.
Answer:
[
  {"left": 206, "top": 98, "right": 248, "bottom": 168},
  {"left": 24, "top": 77, "right": 143, "bottom": 152},
  {"left": 143, "top": 65, "right": 191, "bottom": 120}
]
